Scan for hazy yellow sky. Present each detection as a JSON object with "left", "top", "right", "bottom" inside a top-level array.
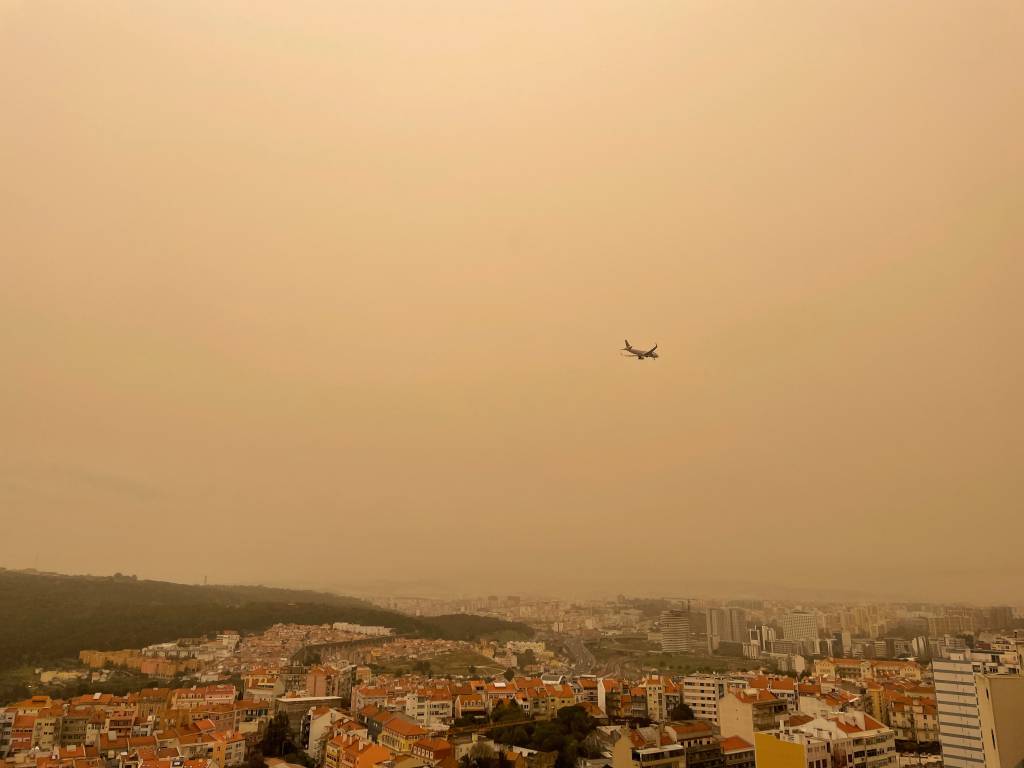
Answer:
[{"left": 2, "top": 1, "right": 1021, "bottom": 603}]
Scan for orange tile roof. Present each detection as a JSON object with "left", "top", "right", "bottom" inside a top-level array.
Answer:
[
  {"left": 719, "top": 736, "right": 753, "bottom": 753},
  {"left": 383, "top": 718, "right": 428, "bottom": 738}
]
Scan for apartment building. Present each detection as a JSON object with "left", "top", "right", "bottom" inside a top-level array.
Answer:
[
  {"left": 707, "top": 608, "right": 748, "bottom": 652},
  {"left": 719, "top": 736, "right": 754, "bottom": 768},
  {"left": 718, "top": 690, "right": 789, "bottom": 743},
  {"left": 682, "top": 675, "right": 741, "bottom": 726},
  {"left": 754, "top": 729, "right": 833, "bottom": 768},
  {"left": 935, "top": 642, "right": 1021, "bottom": 768},
  {"left": 378, "top": 715, "right": 429, "bottom": 754},
  {"left": 660, "top": 611, "right": 691, "bottom": 653},
  {"left": 781, "top": 612, "right": 819, "bottom": 643},
  {"left": 611, "top": 733, "right": 686, "bottom": 768},
  {"left": 976, "top": 673, "right": 1024, "bottom": 768},
  {"left": 754, "top": 712, "right": 895, "bottom": 768}
]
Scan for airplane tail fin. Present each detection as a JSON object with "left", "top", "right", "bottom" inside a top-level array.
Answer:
[{"left": 623, "top": 339, "right": 631, "bottom": 350}]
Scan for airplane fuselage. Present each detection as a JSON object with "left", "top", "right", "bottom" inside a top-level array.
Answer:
[{"left": 624, "top": 347, "right": 658, "bottom": 359}]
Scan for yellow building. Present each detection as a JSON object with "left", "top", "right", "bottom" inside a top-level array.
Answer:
[
  {"left": 754, "top": 731, "right": 830, "bottom": 768},
  {"left": 380, "top": 716, "right": 429, "bottom": 754}
]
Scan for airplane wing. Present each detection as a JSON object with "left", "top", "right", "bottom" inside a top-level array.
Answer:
[{"left": 646, "top": 344, "right": 658, "bottom": 354}]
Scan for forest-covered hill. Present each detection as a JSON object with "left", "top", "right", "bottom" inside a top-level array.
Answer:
[{"left": 0, "top": 569, "right": 532, "bottom": 671}]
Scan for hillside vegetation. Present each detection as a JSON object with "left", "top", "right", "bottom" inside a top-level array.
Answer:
[{"left": 0, "top": 569, "right": 532, "bottom": 671}]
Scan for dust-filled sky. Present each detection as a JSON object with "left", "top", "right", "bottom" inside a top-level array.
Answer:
[{"left": 2, "top": 1, "right": 1021, "bottom": 604}]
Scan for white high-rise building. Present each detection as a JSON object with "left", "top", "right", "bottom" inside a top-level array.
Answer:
[
  {"left": 660, "top": 610, "right": 691, "bottom": 653},
  {"left": 935, "top": 641, "right": 1021, "bottom": 768},
  {"left": 781, "top": 611, "right": 819, "bottom": 642},
  {"left": 681, "top": 674, "right": 736, "bottom": 725}
]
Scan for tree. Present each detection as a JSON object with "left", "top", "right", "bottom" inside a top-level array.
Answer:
[
  {"left": 261, "top": 713, "right": 294, "bottom": 757},
  {"left": 247, "top": 749, "right": 267, "bottom": 768},
  {"left": 468, "top": 742, "right": 498, "bottom": 768},
  {"left": 489, "top": 706, "right": 596, "bottom": 768},
  {"left": 668, "top": 701, "right": 695, "bottom": 721},
  {"left": 503, "top": 667, "right": 515, "bottom": 681},
  {"left": 491, "top": 700, "right": 524, "bottom": 724},
  {"left": 509, "top": 726, "right": 530, "bottom": 747},
  {"left": 517, "top": 649, "right": 537, "bottom": 667},
  {"left": 470, "top": 743, "right": 496, "bottom": 761}
]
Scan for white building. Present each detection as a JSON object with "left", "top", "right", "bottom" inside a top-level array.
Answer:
[
  {"left": 682, "top": 674, "right": 731, "bottom": 725},
  {"left": 660, "top": 610, "right": 691, "bottom": 653},
  {"left": 405, "top": 690, "right": 454, "bottom": 727},
  {"left": 935, "top": 642, "right": 1021, "bottom": 768},
  {"left": 304, "top": 707, "right": 346, "bottom": 762}
]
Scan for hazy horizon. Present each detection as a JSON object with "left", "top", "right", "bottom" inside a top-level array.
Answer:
[
  {"left": 2, "top": 1, "right": 1021, "bottom": 605},
  {"left": 2, "top": 565, "right": 1016, "bottom": 609}
]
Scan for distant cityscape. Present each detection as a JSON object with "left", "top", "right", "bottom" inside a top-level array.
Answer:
[{"left": 2, "top": 592, "right": 1022, "bottom": 768}]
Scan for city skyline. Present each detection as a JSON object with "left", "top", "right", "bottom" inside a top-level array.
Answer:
[{"left": 0, "top": 564, "right": 1021, "bottom": 611}]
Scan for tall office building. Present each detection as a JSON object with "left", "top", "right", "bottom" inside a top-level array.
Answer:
[
  {"left": 749, "top": 625, "right": 776, "bottom": 647},
  {"left": 831, "top": 630, "right": 852, "bottom": 658},
  {"left": 707, "top": 608, "right": 725, "bottom": 651},
  {"left": 781, "top": 610, "right": 819, "bottom": 642},
  {"left": 935, "top": 641, "right": 1021, "bottom": 768},
  {"left": 707, "top": 607, "right": 748, "bottom": 651},
  {"left": 661, "top": 610, "right": 691, "bottom": 653}
]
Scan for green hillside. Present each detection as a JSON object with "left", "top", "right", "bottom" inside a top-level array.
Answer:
[{"left": 0, "top": 569, "right": 532, "bottom": 672}]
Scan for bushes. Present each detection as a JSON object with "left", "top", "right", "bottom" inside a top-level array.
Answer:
[{"left": 489, "top": 706, "right": 599, "bottom": 768}]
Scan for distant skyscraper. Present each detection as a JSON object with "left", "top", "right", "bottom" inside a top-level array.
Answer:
[
  {"left": 831, "top": 630, "right": 852, "bottom": 658},
  {"left": 986, "top": 606, "right": 1015, "bottom": 630},
  {"left": 781, "top": 610, "right": 819, "bottom": 642},
  {"left": 661, "top": 609, "right": 691, "bottom": 653},
  {"left": 707, "top": 606, "right": 748, "bottom": 651},
  {"left": 726, "top": 607, "right": 747, "bottom": 642},
  {"left": 707, "top": 608, "right": 725, "bottom": 651},
  {"left": 749, "top": 624, "right": 776, "bottom": 651}
]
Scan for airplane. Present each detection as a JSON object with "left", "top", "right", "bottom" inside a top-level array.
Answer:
[{"left": 621, "top": 340, "right": 658, "bottom": 360}]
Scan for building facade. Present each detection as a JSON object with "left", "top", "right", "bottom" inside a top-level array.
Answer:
[
  {"left": 660, "top": 611, "right": 691, "bottom": 653},
  {"left": 935, "top": 643, "right": 1021, "bottom": 768}
]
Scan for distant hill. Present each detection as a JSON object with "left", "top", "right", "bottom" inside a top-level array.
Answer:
[{"left": 0, "top": 569, "right": 533, "bottom": 671}]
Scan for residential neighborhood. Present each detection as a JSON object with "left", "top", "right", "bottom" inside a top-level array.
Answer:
[{"left": 4, "top": 606, "right": 1023, "bottom": 768}]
